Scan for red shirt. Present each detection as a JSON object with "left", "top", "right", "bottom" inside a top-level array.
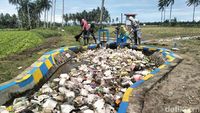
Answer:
[{"left": 81, "top": 19, "right": 90, "bottom": 31}]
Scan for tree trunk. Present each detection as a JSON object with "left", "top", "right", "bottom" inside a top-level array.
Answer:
[
  {"left": 47, "top": 10, "right": 49, "bottom": 28},
  {"left": 54, "top": 0, "right": 56, "bottom": 27},
  {"left": 164, "top": 8, "right": 166, "bottom": 21},
  {"left": 16, "top": 5, "right": 21, "bottom": 28},
  {"left": 44, "top": 10, "right": 46, "bottom": 28},
  {"left": 50, "top": 0, "right": 53, "bottom": 27},
  {"left": 161, "top": 11, "right": 163, "bottom": 23},
  {"left": 27, "top": 3, "right": 31, "bottom": 29},
  {"left": 193, "top": 4, "right": 196, "bottom": 22},
  {"left": 100, "top": 0, "right": 105, "bottom": 28},
  {"left": 62, "top": 0, "right": 64, "bottom": 27},
  {"left": 169, "top": 3, "right": 173, "bottom": 24},
  {"left": 37, "top": 14, "right": 40, "bottom": 28}
]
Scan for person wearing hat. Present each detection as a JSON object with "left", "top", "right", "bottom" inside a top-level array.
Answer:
[{"left": 128, "top": 16, "right": 141, "bottom": 45}]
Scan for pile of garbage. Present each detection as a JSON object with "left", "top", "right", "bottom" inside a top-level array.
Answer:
[{"left": 1, "top": 48, "right": 157, "bottom": 113}]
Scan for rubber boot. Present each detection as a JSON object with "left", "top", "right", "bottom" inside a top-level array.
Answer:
[
  {"left": 87, "top": 37, "right": 89, "bottom": 45},
  {"left": 84, "top": 39, "right": 87, "bottom": 45},
  {"left": 134, "top": 37, "right": 138, "bottom": 45},
  {"left": 134, "top": 31, "right": 138, "bottom": 45},
  {"left": 138, "top": 38, "right": 141, "bottom": 45}
]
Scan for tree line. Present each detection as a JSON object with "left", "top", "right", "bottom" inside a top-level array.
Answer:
[
  {"left": 8, "top": 0, "right": 54, "bottom": 29},
  {"left": 63, "top": 7, "right": 110, "bottom": 25},
  {"left": 0, "top": 13, "right": 18, "bottom": 28},
  {"left": 4, "top": 0, "right": 200, "bottom": 29},
  {"left": 158, "top": 0, "right": 200, "bottom": 23}
]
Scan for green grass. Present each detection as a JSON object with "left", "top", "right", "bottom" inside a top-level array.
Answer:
[
  {"left": 106, "top": 26, "right": 200, "bottom": 40},
  {"left": 31, "top": 29, "right": 62, "bottom": 38},
  {"left": 0, "top": 29, "right": 62, "bottom": 58},
  {"left": 62, "top": 26, "right": 85, "bottom": 46},
  {"left": 142, "top": 26, "right": 200, "bottom": 40},
  {"left": 0, "top": 54, "right": 41, "bottom": 82},
  {"left": 0, "top": 31, "right": 42, "bottom": 58}
]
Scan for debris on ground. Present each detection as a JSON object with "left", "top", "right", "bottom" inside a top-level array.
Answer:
[{"left": 3, "top": 48, "right": 158, "bottom": 113}]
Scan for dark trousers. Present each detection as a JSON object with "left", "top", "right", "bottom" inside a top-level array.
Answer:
[
  {"left": 83, "top": 30, "right": 89, "bottom": 45},
  {"left": 134, "top": 31, "right": 138, "bottom": 45},
  {"left": 138, "top": 38, "right": 141, "bottom": 45},
  {"left": 89, "top": 29, "right": 97, "bottom": 44}
]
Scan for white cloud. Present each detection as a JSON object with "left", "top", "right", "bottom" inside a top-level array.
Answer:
[
  {"left": 55, "top": 15, "right": 62, "bottom": 23},
  {"left": 195, "top": 16, "right": 200, "bottom": 21},
  {"left": 110, "top": 4, "right": 135, "bottom": 8},
  {"left": 0, "top": 9, "right": 17, "bottom": 15}
]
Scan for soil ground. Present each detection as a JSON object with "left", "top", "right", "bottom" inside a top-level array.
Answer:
[{"left": 141, "top": 39, "right": 200, "bottom": 113}]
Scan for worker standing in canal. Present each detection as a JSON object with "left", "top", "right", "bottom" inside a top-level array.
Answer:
[
  {"left": 75, "top": 19, "right": 97, "bottom": 45},
  {"left": 128, "top": 16, "right": 141, "bottom": 45},
  {"left": 80, "top": 19, "right": 90, "bottom": 45}
]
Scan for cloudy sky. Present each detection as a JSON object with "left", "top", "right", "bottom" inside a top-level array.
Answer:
[{"left": 0, "top": 0, "right": 200, "bottom": 22}]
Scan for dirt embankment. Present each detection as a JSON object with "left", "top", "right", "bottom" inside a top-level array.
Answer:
[{"left": 142, "top": 39, "right": 200, "bottom": 113}]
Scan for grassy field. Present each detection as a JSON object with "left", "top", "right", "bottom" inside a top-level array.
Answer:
[
  {"left": 0, "top": 26, "right": 200, "bottom": 83},
  {"left": 0, "top": 29, "right": 61, "bottom": 58},
  {"left": 106, "top": 26, "right": 200, "bottom": 40},
  {"left": 0, "top": 29, "right": 63, "bottom": 83},
  {"left": 141, "top": 26, "right": 200, "bottom": 40}
]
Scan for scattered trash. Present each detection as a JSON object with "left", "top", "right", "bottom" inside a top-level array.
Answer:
[
  {"left": 42, "top": 99, "right": 57, "bottom": 111},
  {"left": 4, "top": 48, "right": 157, "bottom": 112},
  {"left": 17, "top": 66, "right": 22, "bottom": 70},
  {"left": 0, "top": 106, "right": 9, "bottom": 113},
  {"left": 172, "top": 48, "right": 180, "bottom": 51}
]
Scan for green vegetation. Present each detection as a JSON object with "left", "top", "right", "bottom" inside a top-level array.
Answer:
[
  {"left": 62, "top": 26, "right": 82, "bottom": 46},
  {"left": 141, "top": 26, "right": 200, "bottom": 39},
  {"left": 0, "top": 29, "right": 61, "bottom": 58},
  {"left": 0, "top": 13, "right": 18, "bottom": 29},
  {"left": 31, "top": 29, "right": 62, "bottom": 38},
  {"left": 0, "top": 31, "right": 42, "bottom": 58},
  {"left": 8, "top": 0, "right": 52, "bottom": 29},
  {"left": 64, "top": 7, "right": 110, "bottom": 24},
  {"left": 106, "top": 26, "right": 200, "bottom": 39}
]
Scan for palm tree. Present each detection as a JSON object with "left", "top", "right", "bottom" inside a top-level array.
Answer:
[
  {"left": 158, "top": 0, "right": 168, "bottom": 22},
  {"left": 9, "top": 0, "right": 32, "bottom": 29},
  {"left": 27, "top": 1, "right": 31, "bottom": 29},
  {"left": 53, "top": 0, "right": 56, "bottom": 27},
  {"left": 187, "top": 0, "right": 200, "bottom": 22},
  {"left": 34, "top": 0, "right": 44, "bottom": 27},
  {"left": 38, "top": 0, "right": 52, "bottom": 28},
  {"left": 32, "top": 1, "right": 42, "bottom": 28},
  {"left": 8, "top": 0, "right": 22, "bottom": 28},
  {"left": 116, "top": 17, "right": 119, "bottom": 23},
  {"left": 158, "top": 0, "right": 165, "bottom": 22},
  {"left": 50, "top": 0, "right": 53, "bottom": 27},
  {"left": 166, "top": 0, "right": 174, "bottom": 23},
  {"left": 8, "top": 0, "right": 21, "bottom": 5},
  {"left": 62, "top": 0, "right": 64, "bottom": 27}
]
